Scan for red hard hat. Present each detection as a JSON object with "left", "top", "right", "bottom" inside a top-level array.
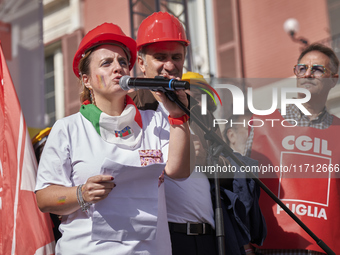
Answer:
[
  {"left": 73, "top": 23, "right": 137, "bottom": 77},
  {"left": 136, "top": 12, "right": 190, "bottom": 51}
]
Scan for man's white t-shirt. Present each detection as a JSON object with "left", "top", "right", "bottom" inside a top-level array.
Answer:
[{"left": 157, "top": 102, "right": 215, "bottom": 228}]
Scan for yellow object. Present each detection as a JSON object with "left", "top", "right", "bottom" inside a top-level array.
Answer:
[
  {"left": 182, "top": 72, "right": 218, "bottom": 110},
  {"left": 181, "top": 72, "right": 209, "bottom": 85},
  {"left": 31, "top": 127, "right": 52, "bottom": 145},
  {"left": 182, "top": 71, "right": 204, "bottom": 80}
]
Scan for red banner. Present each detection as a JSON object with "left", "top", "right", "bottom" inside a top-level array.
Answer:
[
  {"left": 251, "top": 110, "right": 340, "bottom": 254},
  {"left": 0, "top": 42, "right": 55, "bottom": 254}
]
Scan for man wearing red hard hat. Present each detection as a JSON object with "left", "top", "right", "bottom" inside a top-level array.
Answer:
[{"left": 133, "top": 12, "right": 218, "bottom": 255}]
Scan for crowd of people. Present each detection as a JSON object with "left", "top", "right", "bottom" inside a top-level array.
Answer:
[{"left": 33, "top": 10, "right": 339, "bottom": 255}]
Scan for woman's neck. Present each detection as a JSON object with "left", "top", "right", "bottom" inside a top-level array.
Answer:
[{"left": 96, "top": 95, "right": 126, "bottom": 116}]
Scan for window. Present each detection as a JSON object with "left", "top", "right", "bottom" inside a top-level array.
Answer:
[
  {"left": 44, "top": 54, "right": 56, "bottom": 126},
  {"left": 44, "top": 43, "right": 64, "bottom": 127}
]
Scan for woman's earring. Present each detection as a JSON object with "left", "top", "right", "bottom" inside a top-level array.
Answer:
[{"left": 90, "top": 88, "right": 96, "bottom": 106}]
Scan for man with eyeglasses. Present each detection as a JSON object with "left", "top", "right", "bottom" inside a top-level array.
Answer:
[{"left": 245, "top": 43, "right": 340, "bottom": 254}]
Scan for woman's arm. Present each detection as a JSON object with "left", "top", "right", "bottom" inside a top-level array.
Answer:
[
  {"left": 36, "top": 175, "right": 115, "bottom": 215},
  {"left": 166, "top": 120, "right": 194, "bottom": 178},
  {"left": 156, "top": 90, "right": 195, "bottom": 179}
]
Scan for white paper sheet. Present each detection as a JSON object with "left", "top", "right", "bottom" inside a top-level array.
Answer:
[{"left": 91, "top": 158, "right": 165, "bottom": 242}]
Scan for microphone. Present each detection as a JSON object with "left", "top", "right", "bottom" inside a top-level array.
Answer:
[{"left": 119, "top": 75, "right": 190, "bottom": 91}]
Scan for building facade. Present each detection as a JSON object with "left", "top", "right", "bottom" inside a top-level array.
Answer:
[{"left": 42, "top": 0, "right": 340, "bottom": 127}]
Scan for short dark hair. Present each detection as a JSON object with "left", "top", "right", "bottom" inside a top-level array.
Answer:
[{"left": 298, "top": 43, "right": 339, "bottom": 74}]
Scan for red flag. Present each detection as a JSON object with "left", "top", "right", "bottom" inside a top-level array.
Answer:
[{"left": 0, "top": 42, "right": 55, "bottom": 254}]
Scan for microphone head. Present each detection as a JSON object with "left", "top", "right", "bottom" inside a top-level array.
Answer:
[{"left": 119, "top": 75, "right": 131, "bottom": 91}]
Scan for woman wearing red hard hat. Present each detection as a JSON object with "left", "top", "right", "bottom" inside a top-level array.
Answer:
[{"left": 35, "top": 22, "right": 192, "bottom": 255}]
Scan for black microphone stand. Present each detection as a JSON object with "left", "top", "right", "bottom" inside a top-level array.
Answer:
[
  {"left": 162, "top": 90, "right": 335, "bottom": 255},
  {"left": 209, "top": 143, "right": 226, "bottom": 255}
]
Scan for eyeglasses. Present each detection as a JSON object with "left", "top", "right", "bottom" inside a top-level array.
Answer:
[{"left": 293, "top": 64, "right": 336, "bottom": 78}]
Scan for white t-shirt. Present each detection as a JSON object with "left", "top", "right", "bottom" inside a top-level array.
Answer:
[
  {"left": 35, "top": 109, "right": 171, "bottom": 255},
  {"left": 157, "top": 103, "right": 215, "bottom": 228}
]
